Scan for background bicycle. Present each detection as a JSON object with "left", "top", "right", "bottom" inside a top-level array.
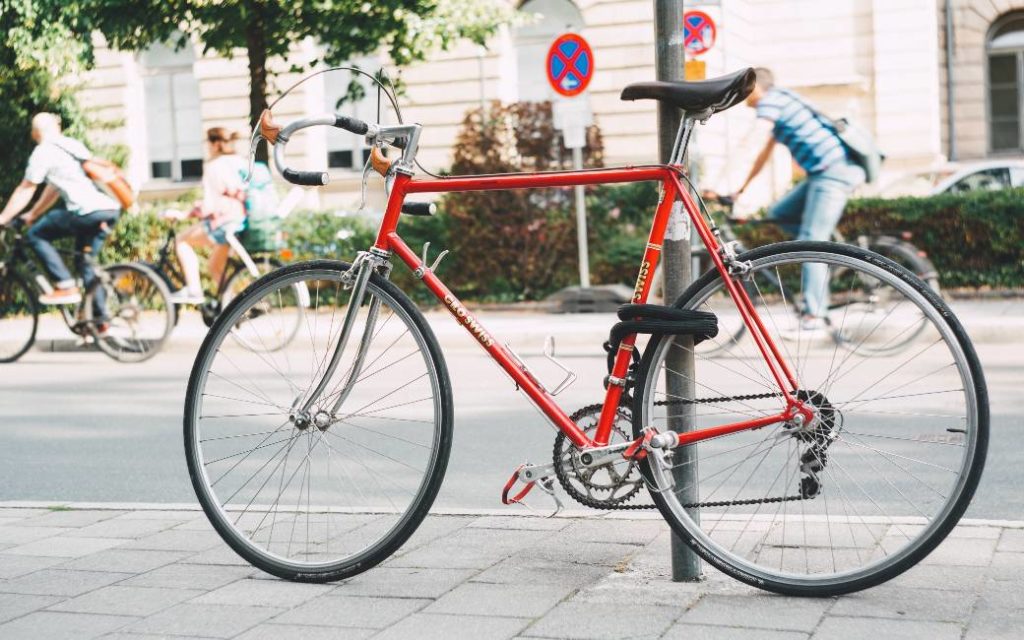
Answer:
[
  {"left": 149, "top": 201, "right": 307, "bottom": 352},
  {"left": 649, "top": 193, "right": 941, "bottom": 357},
  {"left": 0, "top": 222, "right": 173, "bottom": 363}
]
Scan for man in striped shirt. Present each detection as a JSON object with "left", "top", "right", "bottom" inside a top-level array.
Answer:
[{"left": 734, "top": 68, "right": 866, "bottom": 333}]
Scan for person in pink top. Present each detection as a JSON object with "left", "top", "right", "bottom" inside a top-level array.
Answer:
[{"left": 163, "top": 128, "right": 248, "bottom": 303}]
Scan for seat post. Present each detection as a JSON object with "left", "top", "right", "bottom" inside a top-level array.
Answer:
[
  {"left": 668, "top": 108, "right": 713, "bottom": 167},
  {"left": 668, "top": 117, "right": 695, "bottom": 166}
]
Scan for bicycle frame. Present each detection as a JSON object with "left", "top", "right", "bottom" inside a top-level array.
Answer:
[{"left": 372, "top": 164, "right": 812, "bottom": 452}]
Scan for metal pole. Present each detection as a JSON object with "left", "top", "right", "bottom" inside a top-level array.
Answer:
[
  {"left": 572, "top": 146, "right": 591, "bottom": 288},
  {"left": 654, "top": 0, "right": 701, "bottom": 583}
]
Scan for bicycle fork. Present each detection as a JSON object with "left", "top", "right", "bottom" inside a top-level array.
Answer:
[{"left": 291, "top": 251, "right": 387, "bottom": 427}]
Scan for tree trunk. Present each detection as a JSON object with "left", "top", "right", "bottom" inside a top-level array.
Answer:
[{"left": 245, "top": 13, "right": 269, "bottom": 162}]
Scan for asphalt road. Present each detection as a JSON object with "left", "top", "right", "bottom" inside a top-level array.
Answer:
[{"left": 1, "top": 309, "right": 1021, "bottom": 522}]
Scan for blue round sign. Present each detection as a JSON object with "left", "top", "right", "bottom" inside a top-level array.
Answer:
[{"left": 546, "top": 33, "right": 594, "bottom": 97}]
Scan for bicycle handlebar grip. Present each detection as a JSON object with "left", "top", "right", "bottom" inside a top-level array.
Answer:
[
  {"left": 334, "top": 115, "right": 369, "bottom": 136},
  {"left": 401, "top": 202, "right": 437, "bottom": 216},
  {"left": 282, "top": 168, "right": 330, "bottom": 187}
]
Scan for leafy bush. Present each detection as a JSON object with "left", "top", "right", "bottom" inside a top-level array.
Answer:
[
  {"left": 728, "top": 188, "right": 1024, "bottom": 289},
  {"left": 840, "top": 189, "right": 1024, "bottom": 289},
  {"left": 438, "top": 101, "right": 604, "bottom": 300}
]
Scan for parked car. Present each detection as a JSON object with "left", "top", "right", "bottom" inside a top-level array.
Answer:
[{"left": 872, "top": 160, "right": 1024, "bottom": 198}]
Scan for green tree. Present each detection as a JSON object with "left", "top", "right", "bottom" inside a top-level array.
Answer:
[
  {"left": 62, "top": 0, "right": 515, "bottom": 157},
  {"left": 0, "top": 0, "right": 92, "bottom": 196}
]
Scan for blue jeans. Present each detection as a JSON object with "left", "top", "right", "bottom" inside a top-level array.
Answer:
[
  {"left": 27, "top": 208, "right": 120, "bottom": 319},
  {"left": 767, "top": 161, "right": 866, "bottom": 317}
]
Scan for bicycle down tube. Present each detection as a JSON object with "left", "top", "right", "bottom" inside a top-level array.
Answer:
[{"left": 370, "top": 165, "right": 810, "bottom": 450}]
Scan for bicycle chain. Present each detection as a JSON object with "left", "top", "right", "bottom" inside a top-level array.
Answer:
[{"left": 554, "top": 393, "right": 807, "bottom": 511}]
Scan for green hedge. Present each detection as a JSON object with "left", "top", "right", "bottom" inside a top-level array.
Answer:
[
  {"left": 24, "top": 184, "right": 1020, "bottom": 300},
  {"left": 840, "top": 189, "right": 1024, "bottom": 289},
  {"left": 730, "top": 188, "right": 1024, "bottom": 290}
]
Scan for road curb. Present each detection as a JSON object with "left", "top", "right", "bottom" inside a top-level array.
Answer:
[{"left": 2, "top": 501, "right": 1021, "bottom": 528}]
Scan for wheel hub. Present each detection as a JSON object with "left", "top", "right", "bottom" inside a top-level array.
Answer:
[
  {"left": 787, "top": 390, "right": 837, "bottom": 444},
  {"left": 313, "top": 411, "right": 332, "bottom": 431}
]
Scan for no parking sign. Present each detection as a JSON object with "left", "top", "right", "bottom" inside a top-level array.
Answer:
[
  {"left": 683, "top": 10, "right": 717, "bottom": 56},
  {"left": 546, "top": 33, "right": 594, "bottom": 98}
]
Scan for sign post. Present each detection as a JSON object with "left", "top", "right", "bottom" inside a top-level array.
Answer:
[
  {"left": 547, "top": 33, "right": 595, "bottom": 289},
  {"left": 654, "top": 0, "right": 702, "bottom": 583}
]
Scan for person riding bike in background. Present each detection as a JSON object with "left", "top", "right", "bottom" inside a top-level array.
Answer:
[
  {"left": 162, "top": 128, "right": 248, "bottom": 304},
  {"left": 721, "top": 67, "right": 866, "bottom": 335},
  {"left": 0, "top": 113, "right": 121, "bottom": 318}
]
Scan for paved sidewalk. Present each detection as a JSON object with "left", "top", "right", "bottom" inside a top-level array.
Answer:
[{"left": 0, "top": 504, "right": 1020, "bottom": 639}]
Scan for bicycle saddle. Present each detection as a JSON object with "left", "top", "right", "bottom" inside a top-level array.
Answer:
[{"left": 620, "top": 67, "right": 756, "bottom": 115}]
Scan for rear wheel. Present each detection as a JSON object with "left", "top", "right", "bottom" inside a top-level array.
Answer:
[
  {"left": 88, "top": 263, "right": 174, "bottom": 363},
  {"left": 633, "top": 241, "right": 988, "bottom": 596},
  {"left": 185, "top": 260, "right": 453, "bottom": 582},
  {"left": 0, "top": 272, "right": 38, "bottom": 363},
  {"left": 830, "top": 238, "right": 941, "bottom": 356}
]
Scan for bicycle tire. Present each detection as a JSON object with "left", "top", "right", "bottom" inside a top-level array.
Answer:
[
  {"left": 632, "top": 241, "right": 988, "bottom": 597},
  {"left": 141, "top": 261, "right": 180, "bottom": 327},
  {"left": 185, "top": 259, "right": 454, "bottom": 582},
  {"left": 652, "top": 258, "right": 750, "bottom": 357},
  {"left": 220, "top": 256, "right": 302, "bottom": 353},
  {"left": 830, "top": 238, "right": 940, "bottom": 356},
  {"left": 88, "top": 262, "right": 174, "bottom": 363},
  {"left": 0, "top": 272, "right": 39, "bottom": 363}
]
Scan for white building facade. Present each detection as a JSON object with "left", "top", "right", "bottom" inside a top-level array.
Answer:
[{"left": 78, "top": 0, "right": 1024, "bottom": 209}]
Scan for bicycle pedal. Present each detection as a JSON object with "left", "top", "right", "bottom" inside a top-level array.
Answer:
[{"left": 501, "top": 462, "right": 563, "bottom": 518}]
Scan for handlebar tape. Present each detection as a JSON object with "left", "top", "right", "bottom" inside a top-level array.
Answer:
[
  {"left": 334, "top": 115, "right": 369, "bottom": 135},
  {"left": 401, "top": 202, "right": 437, "bottom": 217},
  {"left": 282, "top": 168, "right": 329, "bottom": 187}
]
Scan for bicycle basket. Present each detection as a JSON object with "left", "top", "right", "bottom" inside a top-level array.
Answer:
[{"left": 239, "top": 217, "right": 283, "bottom": 253}]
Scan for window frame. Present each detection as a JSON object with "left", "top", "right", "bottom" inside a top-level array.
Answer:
[
  {"left": 138, "top": 41, "right": 204, "bottom": 183},
  {"left": 986, "top": 13, "right": 1024, "bottom": 156}
]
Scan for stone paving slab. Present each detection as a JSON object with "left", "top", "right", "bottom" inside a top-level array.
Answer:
[{"left": 0, "top": 503, "right": 1019, "bottom": 639}]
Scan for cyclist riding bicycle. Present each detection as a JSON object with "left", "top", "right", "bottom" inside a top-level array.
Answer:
[
  {"left": 0, "top": 113, "right": 121, "bottom": 322},
  {"left": 162, "top": 128, "right": 249, "bottom": 304},
  {"left": 723, "top": 67, "right": 866, "bottom": 335}
]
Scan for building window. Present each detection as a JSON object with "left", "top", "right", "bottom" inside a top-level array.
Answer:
[
  {"left": 139, "top": 40, "right": 204, "bottom": 181},
  {"left": 515, "top": 0, "right": 584, "bottom": 102},
  {"left": 987, "top": 14, "right": 1024, "bottom": 153},
  {"left": 324, "top": 61, "right": 380, "bottom": 171}
]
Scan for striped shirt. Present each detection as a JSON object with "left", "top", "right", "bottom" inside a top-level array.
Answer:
[{"left": 756, "top": 88, "right": 847, "bottom": 174}]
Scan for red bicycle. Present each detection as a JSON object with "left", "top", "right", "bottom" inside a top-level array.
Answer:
[{"left": 184, "top": 68, "right": 988, "bottom": 596}]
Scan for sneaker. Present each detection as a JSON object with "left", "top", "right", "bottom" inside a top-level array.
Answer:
[
  {"left": 169, "top": 288, "right": 204, "bottom": 305},
  {"left": 94, "top": 322, "right": 110, "bottom": 338},
  {"left": 779, "top": 316, "right": 831, "bottom": 343},
  {"left": 39, "top": 287, "right": 81, "bottom": 305}
]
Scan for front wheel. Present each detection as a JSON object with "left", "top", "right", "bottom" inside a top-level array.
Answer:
[
  {"left": 87, "top": 263, "right": 174, "bottom": 363},
  {"left": 633, "top": 241, "right": 988, "bottom": 596},
  {"left": 185, "top": 259, "right": 454, "bottom": 582},
  {"left": 0, "top": 272, "right": 39, "bottom": 363}
]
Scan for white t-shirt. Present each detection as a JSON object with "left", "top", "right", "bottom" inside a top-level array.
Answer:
[
  {"left": 24, "top": 135, "right": 120, "bottom": 215},
  {"left": 201, "top": 155, "right": 248, "bottom": 229}
]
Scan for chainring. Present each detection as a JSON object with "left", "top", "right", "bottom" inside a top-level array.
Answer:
[{"left": 553, "top": 404, "right": 647, "bottom": 509}]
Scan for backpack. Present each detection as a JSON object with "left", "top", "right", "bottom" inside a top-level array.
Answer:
[
  {"left": 787, "top": 90, "right": 885, "bottom": 184},
  {"left": 52, "top": 139, "right": 136, "bottom": 209},
  {"left": 238, "top": 162, "right": 282, "bottom": 253}
]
